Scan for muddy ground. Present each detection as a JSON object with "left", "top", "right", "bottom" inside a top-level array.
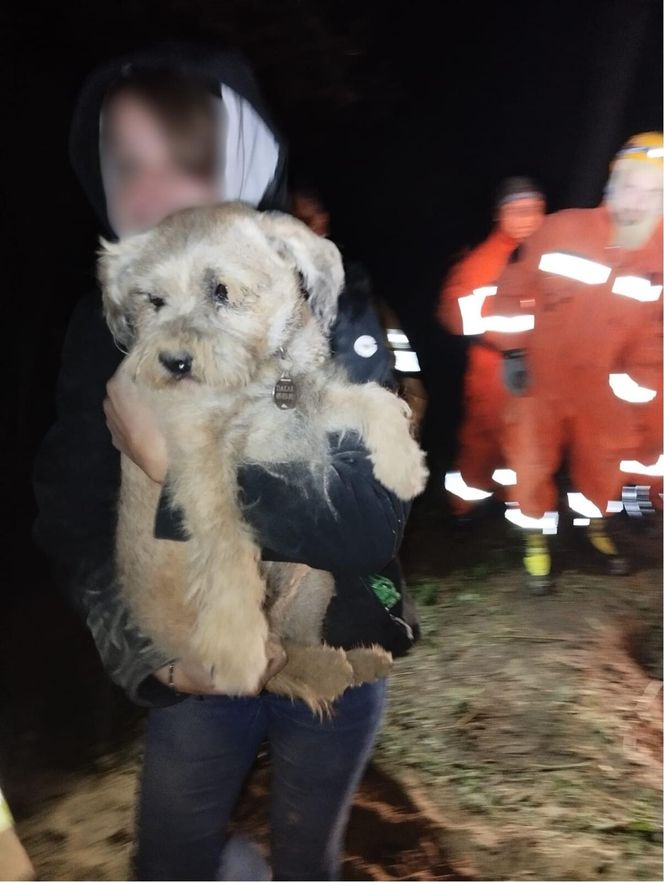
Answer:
[{"left": 2, "top": 500, "right": 661, "bottom": 880}]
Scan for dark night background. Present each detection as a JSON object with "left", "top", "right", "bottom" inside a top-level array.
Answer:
[{"left": 5, "top": 0, "right": 663, "bottom": 586}]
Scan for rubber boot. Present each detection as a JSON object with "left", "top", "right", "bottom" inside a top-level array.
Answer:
[
  {"left": 587, "top": 519, "right": 630, "bottom": 575},
  {"left": 523, "top": 532, "right": 553, "bottom": 594}
]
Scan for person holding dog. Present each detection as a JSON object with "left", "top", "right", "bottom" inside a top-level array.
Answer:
[{"left": 33, "top": 43, "right": 420, "bottom": 881}]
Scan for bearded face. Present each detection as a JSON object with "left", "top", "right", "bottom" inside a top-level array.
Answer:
[{"left": 606, "top": 162, "right": 663, "bottom": 247}]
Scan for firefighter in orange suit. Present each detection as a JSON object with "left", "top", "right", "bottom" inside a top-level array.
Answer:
[
  {"left": 485, "top": 133, "right": 663, "bottom": 591},
  {"left": 437, "top": 178, "right": 546, "bottom": 515}
]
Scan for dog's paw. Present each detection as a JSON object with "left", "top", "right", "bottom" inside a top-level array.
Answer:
[
  {"left": 346, "top": 645, "right": 393, "bottom": 685},
  {"left": 370, "top": 432, "right": 429, "bottom": 500},
  {"left": 266, "top": 643, "right": 355, "bottom": 713},
  {"left": 364, "top": 392, "right": 429, "bottom": 500}
]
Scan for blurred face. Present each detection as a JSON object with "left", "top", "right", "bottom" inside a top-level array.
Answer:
[
  {"left": 497, "top": 196, "right": 545, "bottom": 243},
  {"left": 291, "top": 193, "right": 330, "bottom": 238},
  {"left": 102, "top": 93, "right": 218, "bottom": 236},
  {"left": 607, "top": 164, "right": 663, "bottom": 229}
]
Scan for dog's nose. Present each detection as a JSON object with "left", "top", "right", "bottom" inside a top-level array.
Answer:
[{"left": 159, "top": 352, "right": 193, "bottom": 378}]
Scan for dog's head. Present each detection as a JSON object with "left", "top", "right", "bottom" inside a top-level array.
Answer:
[{"left": 98, "top": 203, "right": 344, "bottom": 389}]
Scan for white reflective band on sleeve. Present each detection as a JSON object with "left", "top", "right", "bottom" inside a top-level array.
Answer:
[
  {"left": 647, "top": 147, "right": 664, "bottom": 158},
  {"left": 457, "top": 287, "right": 498, "bottom": 335},
  {"left": 394, "top": 350, "right": 421, "bottom": 373},
  {"left": 611, "top": 275, "right": 662, "bottom": 302},
  {"left": 386, "top": 329, "right": 410, "bottom": 348},
  {"left": 458, "top": 293, "right": 487, "bottom": 335},
  {"left": 606, "top": 500, "right": 624, "bottom": 513},
  {"left": 538, "top": 252, "right": 611, "bottom": 284},
  {"left": 445, "top": 471, "right": 492, "bottom": 501},
  {"left": 573, "top": 517, "right": 591, "bottom": 526},
  {"left": 483, "top": 314, "right": 535, "bottom": 333},
  {"left": 505, "top": 507, "right": 559, "bottom": 534},
  {"left": 620, "top": 454, "right": 664, "bottom": 476},
  {"left": 609, "top": 373, "right": 657, "bottom": 403},
  {"left": 567, "top": 492, "right": 603, "bottom": 518},
  {"left": 492, "top": 468, "right": 518, "bottom": 486}
]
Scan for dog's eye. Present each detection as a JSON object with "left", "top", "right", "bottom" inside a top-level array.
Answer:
[
  {"left": 147, "top": 293, "right": 165, "bottom": 310},
  {"left": 213, "top": 283, "right": 229, "bottom": 305}
]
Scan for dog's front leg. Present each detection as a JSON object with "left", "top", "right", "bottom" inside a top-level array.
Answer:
[
  {"left": 165, "top": 414, "right": 271, "bottom": 695},
  {"left": 320, "top": 382, "right": 429, "bottom": 501}
]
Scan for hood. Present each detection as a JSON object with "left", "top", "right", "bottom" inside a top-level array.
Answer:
[{"left": 69, "top": 41, "right": 288, "bottom": 238}]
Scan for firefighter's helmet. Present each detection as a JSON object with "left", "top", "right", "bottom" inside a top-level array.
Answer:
[{"left": 614, "top": 132, "right": 664, "bottom": 167}]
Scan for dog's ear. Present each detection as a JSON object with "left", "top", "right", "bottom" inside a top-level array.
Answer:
[
  {"left": 259, "top": 212, "right": 345, "bottom": 332},
  {"left": 97, "top": 232, "right": 152, "bottom": 349}
]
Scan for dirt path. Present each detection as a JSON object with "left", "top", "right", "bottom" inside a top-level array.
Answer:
[
  {"left": 231, "top": 757, "right": 464, "bottom": 881},
  {"left": 3, "top": 504, "right": 661, "bottom": 880},
  {"left": 384, "top": 502, "right": 663, "bottom": 881},
  {"left": 11, "top": 750, "right": 460, "bottom": 881}
]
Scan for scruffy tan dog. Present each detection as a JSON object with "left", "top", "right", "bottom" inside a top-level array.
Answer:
[{"left": 99, "top": 203, "right": 428, "bottom": 710}]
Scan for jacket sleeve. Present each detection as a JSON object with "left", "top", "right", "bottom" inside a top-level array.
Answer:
[
  {"left": 237, "top": 434, "right": 410, "bottom": 573},
  {"left": 32, "top": 295, "right": 178, "bottom": 707},
  {"left": 484, "top": 236, "right": 542, "bottom": 354},
  {"left": 156, "top": 434, "right": 411, "bottom": 573},
  {"left": 437, "top": 251, "right": 474, "bottom": 334},
  {"left": 155, "top": 434, "right": 410, "bottom": 574},
  {"left": 616, "top": 298, "right": 663, "bottom": 393}
]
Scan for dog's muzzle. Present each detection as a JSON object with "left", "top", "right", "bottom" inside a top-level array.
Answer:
[{"left": 159, "top": 351, "right": 193, "bottom": 379}]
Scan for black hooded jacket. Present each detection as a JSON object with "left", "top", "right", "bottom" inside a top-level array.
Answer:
[{"left": 33, "top": 43, "right": 418, "bottom": 707}]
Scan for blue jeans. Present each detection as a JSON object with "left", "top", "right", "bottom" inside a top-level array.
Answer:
[{"left": 135, "top": 679, "right": 388, "bottom": 881}]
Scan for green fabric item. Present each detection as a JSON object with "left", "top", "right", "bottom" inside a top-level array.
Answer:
[{"left": 369, "top": 575, "right": 401, "bottom": 609}]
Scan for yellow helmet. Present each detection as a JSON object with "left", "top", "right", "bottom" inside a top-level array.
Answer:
[{"left": 614, "top": 132, "right": 664, "bottom": 167}]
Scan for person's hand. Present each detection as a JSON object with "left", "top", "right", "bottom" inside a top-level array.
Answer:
[
  {"left": 154, "top": 641, "right": 288, "bottom": 696},
  {"left": 104, "top": 360, "right": 169, "bottom": 483},
  {"left": 502, "top": 348, "right": 530, "bottom": 395}
]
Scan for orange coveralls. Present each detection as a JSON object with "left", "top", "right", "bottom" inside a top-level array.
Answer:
[
  {"left": 438, "top": 229, "right": 517, "bottom": 511},
  {"left": 485, "top": 206, "right": 662, "bottom": 520}
]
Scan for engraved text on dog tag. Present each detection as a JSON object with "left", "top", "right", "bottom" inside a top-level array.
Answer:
[{"left": 273, "top": 374, "right": 297, "bottom": 410}]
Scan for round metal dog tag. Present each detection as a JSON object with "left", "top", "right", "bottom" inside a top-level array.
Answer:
[{"left": 273, "top": 374, "right": 297, "bottom": 410}]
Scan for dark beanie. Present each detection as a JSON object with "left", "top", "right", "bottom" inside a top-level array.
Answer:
[{"left": 495, "top": 176, "right": 544, "bottom": 208}]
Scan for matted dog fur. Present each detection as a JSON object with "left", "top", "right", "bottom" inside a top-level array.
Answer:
[{"left": 98, "top": 203, "right": 428, "bottom": 711}]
